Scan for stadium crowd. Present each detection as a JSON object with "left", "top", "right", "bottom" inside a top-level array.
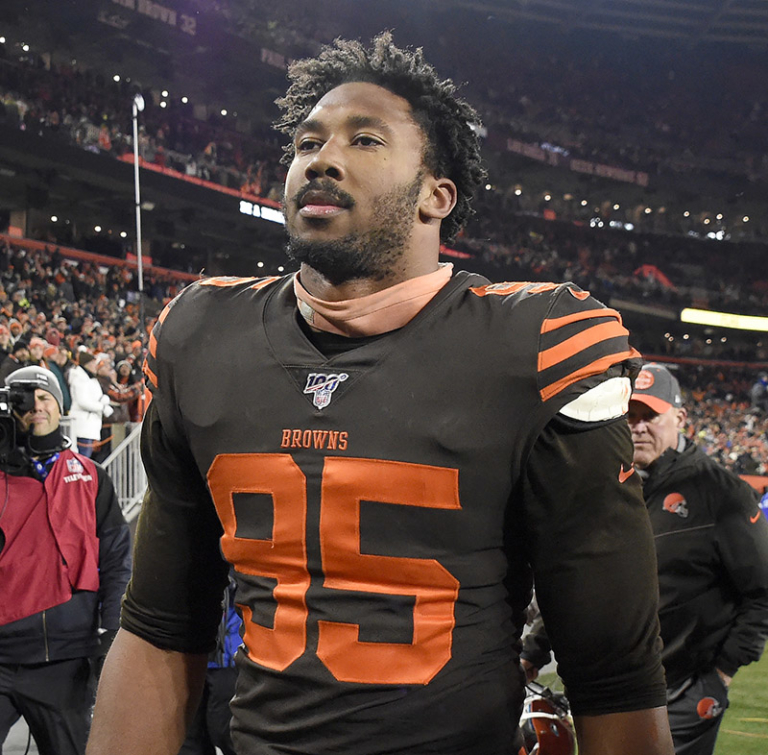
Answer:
[
  {"left": 3, "top": 41, "right": 768, "bottom": 323},
  {"left": 0, "top": 238, "right": 194, "bottom": 456},
  {"left": 2, "top": 22, "right": 768, "bottom": 242}
]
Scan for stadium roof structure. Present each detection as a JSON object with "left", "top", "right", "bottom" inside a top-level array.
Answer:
[{"left": 443, "top": 0, "right": 768, "bottom": 47}]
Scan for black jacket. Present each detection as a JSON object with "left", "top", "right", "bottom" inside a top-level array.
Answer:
[
  {"left": 643, "top": 438, "right": 768, "bottom": 687},
  {"left": 0, "top": 440, "right": 132, "bottom": 664}
]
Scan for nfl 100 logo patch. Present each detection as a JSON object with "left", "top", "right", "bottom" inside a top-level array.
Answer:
[
  {"left": 67, "top": 458, "right": 84, "bottom": 474},
  {"left": 303, "top": 372, "right": 348, "bottom": 409}
]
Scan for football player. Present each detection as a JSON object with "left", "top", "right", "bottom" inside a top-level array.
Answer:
[{"left": 88, "top": 34, "right": 674, "bottom": 755}]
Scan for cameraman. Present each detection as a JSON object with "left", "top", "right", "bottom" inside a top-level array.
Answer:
[{"left": 0, "top": 366, "right": 131, "bottom": 755}]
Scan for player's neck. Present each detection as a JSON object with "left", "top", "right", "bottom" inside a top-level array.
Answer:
[{"left": 294, "top": 264, "right": 453, "bottom": 337}]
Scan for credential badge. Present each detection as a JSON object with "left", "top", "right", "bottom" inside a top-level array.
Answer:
[{"left": 303, "top": 372, "right": 348, "bottom": 409}]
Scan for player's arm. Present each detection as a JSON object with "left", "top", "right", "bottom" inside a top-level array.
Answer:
[
  {"left": 574, "top": 708, "right": 673, "bottom": 755},
  {"left": 89, "top": 398, "right": 229, "bottom": 752},
  {"left": 712, "top": 473, "right": 768, "bottom": 680},
  {"left": 86, "top": 629, "right": 207, "bottom": 755},
  {"left": 520, "top": 414, "right": 672, "bottom": 755}
]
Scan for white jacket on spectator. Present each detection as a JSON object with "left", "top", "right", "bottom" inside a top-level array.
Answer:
[{"left": 68, "top": 364, "right": 113, "bottom": 441}]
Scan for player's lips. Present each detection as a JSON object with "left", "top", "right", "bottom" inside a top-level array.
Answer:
[{"left": 295, "top": 186, "right": 354, "bottom": 218}]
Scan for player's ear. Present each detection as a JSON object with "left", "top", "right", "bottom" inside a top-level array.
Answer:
[{"left": 419, "top": 176, "right": 457, "bottom": 221}]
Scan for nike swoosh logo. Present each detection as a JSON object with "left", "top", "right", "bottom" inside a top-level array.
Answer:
[
  {"left": 619, "top": 464, "right": 635, "bottom": 483},
  {"left": 750, "top": 512, "right": 762, "bottom": 524}
]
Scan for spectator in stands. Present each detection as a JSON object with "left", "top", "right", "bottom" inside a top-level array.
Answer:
[
  {"left": 627, "top": 363, "right": 768, "bottom": 755},
  {"left": 67, "top": 351, "right": 113, "bottom": 457},
  {"left": 0, "top": 366, "right": 131, "bottom": 755},
  {"left": 8, "top": 320, "right": 23, "bottom": 345},
  {"left": 27, "top": 336, "right": 49, "bottom": 368},
  {"left": 114, "top": 360, "right": 143, "bottom": 424},
  {"left": 0, "top": 340, "right": 30, "bottom": 384},
  {"left": 0, "top": 325, "right": 10, "bottom": 360},
  {"left": 126, "top": 340, "right": 144, "bottom": 381},
  {"left": 750, "top": 372, "right": 768, "bottom": 414},
  {"left": 47, "top": 344, "right": 73, "bottom": 414}
]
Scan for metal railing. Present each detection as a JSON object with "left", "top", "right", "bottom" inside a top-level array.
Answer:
[{"left": 102, "top": 422, "right": 146, "bottom": 522}]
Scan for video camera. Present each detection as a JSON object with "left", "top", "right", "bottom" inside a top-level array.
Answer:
[{"left": 0, "top": 385, "right": 36, "bottom": 457}]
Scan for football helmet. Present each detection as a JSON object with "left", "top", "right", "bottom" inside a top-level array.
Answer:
[{"left": 520, "top": 682, "right": 576, "bottom": 755}]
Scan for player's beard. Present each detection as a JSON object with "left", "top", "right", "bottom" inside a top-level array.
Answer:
[{"left": 284, "top": 171, "right": 424, "bottom": 286}]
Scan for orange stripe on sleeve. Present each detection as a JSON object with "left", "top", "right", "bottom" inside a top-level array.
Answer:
[
  {"left": 541, "top": 307, "right": 624, "bottom": 334},
  {"left": 539, "top": 320, "right": 629, "bottom": 373},
  {"left": 143, "top": 361, "right": 158, "bottom": 389},
  {"left": 149, "top": 330, "right": 158, "bottom": 358},
  {"left": 540, "top": 347, "right": 641, "bottom": 401}
]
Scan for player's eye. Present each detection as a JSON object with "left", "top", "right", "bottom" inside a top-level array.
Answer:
[
  {"left": 296, "top": 138, "right": 321, "bottom": 152},
  {"left": 352, "top": 135, "right": 382, "bottom": 147}
]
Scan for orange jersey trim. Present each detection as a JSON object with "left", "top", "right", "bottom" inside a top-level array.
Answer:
[
  {"left": 539, "top": 319, "right": 630, "bottom": 373},
  {"left": 541, "top": 306, "right": 624, "bottom": 334},
  {"left": 199, "top": 276, "right": 259, "bottom": 287},
  {"left": 149, "top": 330, "right": 158, "bottom": 359},
  {"left": 541, "top": 347, "right": 641, "bottom": 401},
  {"left": 158, "top": 303, "right": 172, "bottom": 324},
  {"left": 251, "top": 276, "right": 281, "bottom": 290},
  {"left": 468, "top": 281, "right": 560, "bottom": 297}
]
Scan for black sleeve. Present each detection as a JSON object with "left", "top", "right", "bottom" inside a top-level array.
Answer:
[
  {"left": 520, "top": 415, "right": 667, "bottom": 715},
  {"left": 94, "top": 463, "right": 132, "bottom": 632},
  {"left": 713, "top": 472, "right": 768, "bottom": 676},
  {"left": 120, "top": 400, "right": 229, "bottom": 654}
]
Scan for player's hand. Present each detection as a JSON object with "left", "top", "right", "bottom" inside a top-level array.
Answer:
[
  {"left": 521, "top": 658, "right": 539, "bottom": 682},
  {"left": 715, "top": 668, "right": 732, "bottom": 687}
]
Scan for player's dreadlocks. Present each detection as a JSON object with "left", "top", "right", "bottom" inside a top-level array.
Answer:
[{"left": 275, "top": 32, "right": 486, "bottom": 243}]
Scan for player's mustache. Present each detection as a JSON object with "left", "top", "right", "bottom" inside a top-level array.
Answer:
[{"left": 290, "top": 180, "right": 356, "bottom": 210}]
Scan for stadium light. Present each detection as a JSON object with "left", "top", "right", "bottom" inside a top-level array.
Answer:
[
  {"left": 181, "top": 96, "right": 189, "bottom": 103},
  {"left": 221, "top": 109, "right": 228, "bottom": 116},
  {"left": 0, "top": 37, "right": 6, "bottom": 44},
  {"left": 743, "top": 216, "right": 750, "bottom": 223},
  {"left": 113, "top": 74, "right": 120, "bottom": 82},
  {"left": 681, "top": 307, "right": 768, "bottom": 332},
  {"left": 162, "top": 90, "right": 169, "bottom": 97},
  {"left": 50, "top": 215, "right": 58, "bottom": 222},
  {"left": 21, "top": 43, "right": 29, "bottom": 52}
]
